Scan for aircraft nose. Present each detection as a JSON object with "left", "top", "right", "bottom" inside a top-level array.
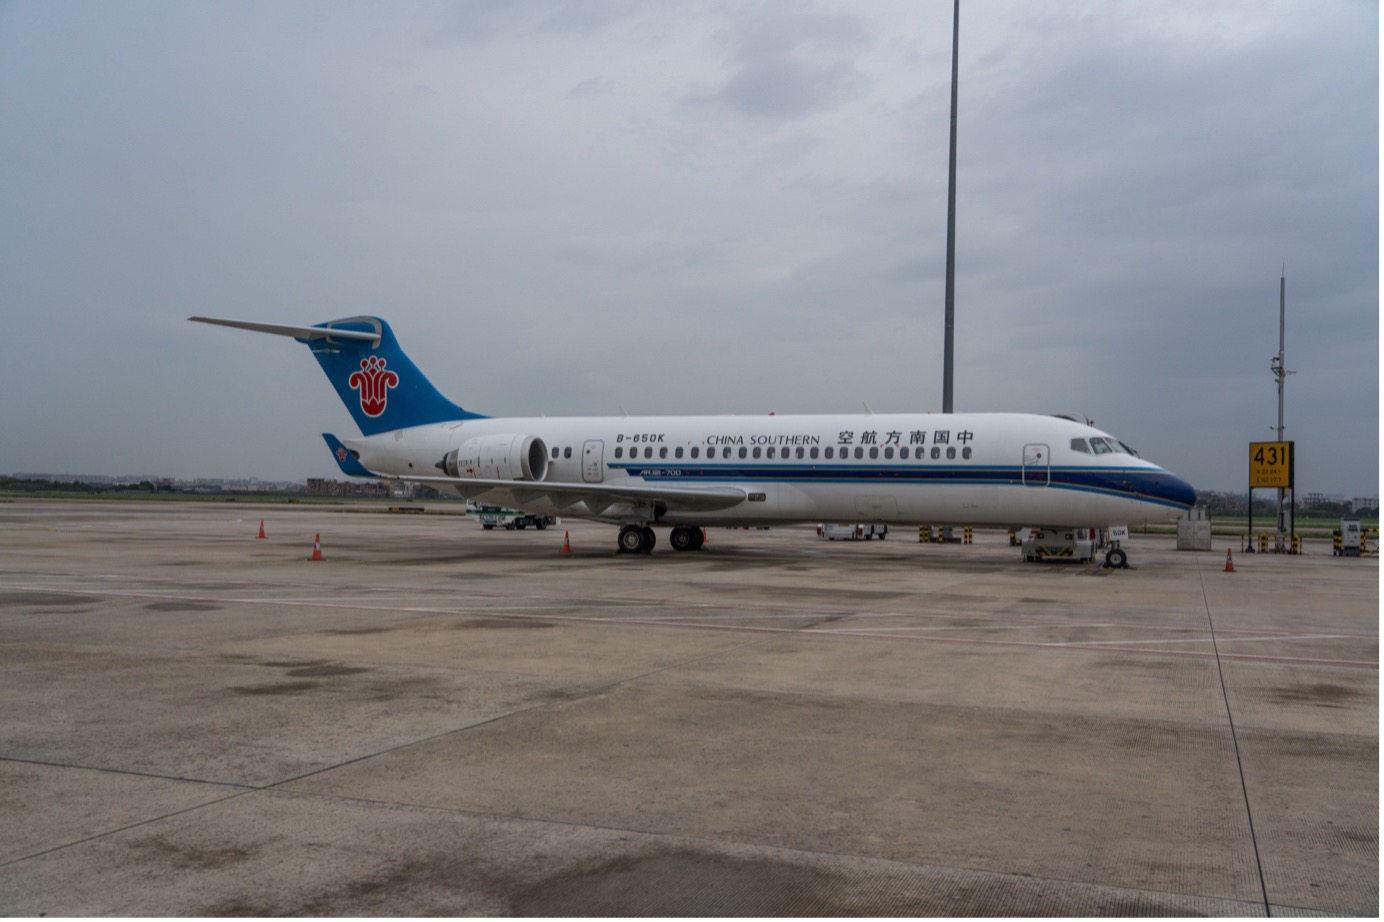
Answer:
[{"left": 1157, "top": 471, "right": 1198, "bottom": 509}]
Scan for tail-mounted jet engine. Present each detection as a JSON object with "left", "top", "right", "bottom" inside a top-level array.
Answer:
[{"left": 440, "top": 434, "right": 548, "bottom": 482}]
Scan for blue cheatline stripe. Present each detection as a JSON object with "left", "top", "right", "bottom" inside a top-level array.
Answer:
[{"left": 607, "top": 464, "right": 1194, "bottom": 510}]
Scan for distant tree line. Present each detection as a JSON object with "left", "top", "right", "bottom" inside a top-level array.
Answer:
[
  {"left": 1198, "top": 490, "right": 1376, "bottom": 519},
  {"left": 0, "top": 476, "right": 169, "bottom": 494},
  {"left": 0, "top": 476, "right": 456, "bottom": 501}
]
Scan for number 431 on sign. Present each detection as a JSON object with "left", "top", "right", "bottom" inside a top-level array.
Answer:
[{"left": 1249, "top": 441, "right": 1294, "bottom": 489}]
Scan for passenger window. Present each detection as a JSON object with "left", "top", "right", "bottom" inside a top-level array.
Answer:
[
  {"left": 739, "top": 447, "right": 748, "bottom": 459},
  {"left": 1070, "top": 438, "right": 1091, "bottom": 454},
  {"left": 884, "top": 446, "right": 894, "bottom": 460},
  {"left": 675, "top": 447, "right": 683, "bottom": 459},
  {"left": 551, "top": 447, "right": 559, "bottom": 459},
  {"left": 753, "top": 447, "right": 762, "bottom": 459},
  {"left": 564, "top": 446, "right": 572, "bottom": 459},
  {"left": 899, "top": 447, "right": 909, "bottom": 459},
  {"left": 962, "top": 447, "right": 972, "bottom": 460},
  {"left": 645, "top": 447, "right": 653, "bottom": 459},
  {"left": 614, "top": 446, "right": 623, "bottom": 459},
  {"left": 854, "top": 447, "right": 864, "bottom": 460},
  {"left": 766, "top": 447, "right": 775, "bottom": 459},
  {"left": 824, "top": 447, "right": 834, "bottom": 459},
  {"left": 796, "top": 447, "right": 805, "bottom": 459},
  {"left": 659, "top": 447, "right": 668, "bottom": 459},
  {"left": 691, "top": 446, "right": 700, "bottom": 459},
  {"left": 869, "top": 447, "right": 879, "bottom": 459},
  {"left": 946, "top": 446, "right": 956, "bottom": 460},
  {"left": 810, "top": 447, "right": 819, "bottom": 459},
  {"left": 931, "top": 446, "right": 941, "bottom": 460}
]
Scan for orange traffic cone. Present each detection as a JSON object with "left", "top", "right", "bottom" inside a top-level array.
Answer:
[
  {"left": 256, "top": 520, "right": 266, "bottom": 539},
  {"left": 310, "top": 533, "right": 323, "bottom": 561},
  {"left": 1224, "top": 548, "right": 1235, "bottom": 572},
  {"left": 562, "top": 531, "right": 571, "bottom": 555}
]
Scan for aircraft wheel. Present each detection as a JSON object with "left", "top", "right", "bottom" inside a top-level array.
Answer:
[
  {"left": 618, "top": 525, "right": 647, "bottom": 554},
  {"left": 670, "top": 527, "right": 697, "bottom": 552},
  {"left": 641, "top": 526, "right": 656, "bottom": 552},
  {"left": 1105, "top": 547, "right": 1128, "bottom": 569}
]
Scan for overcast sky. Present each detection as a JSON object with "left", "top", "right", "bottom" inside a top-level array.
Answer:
[{"left": 1, "top": 0, "right": 1377, "bottom": 496}]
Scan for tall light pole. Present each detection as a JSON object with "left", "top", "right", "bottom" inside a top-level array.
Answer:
[
  {"left": 942, "top": 0, "right": 959, "bottom": 413},
  {"left": 1270, "top": 268, "right": 1293, "bottom": 537}
]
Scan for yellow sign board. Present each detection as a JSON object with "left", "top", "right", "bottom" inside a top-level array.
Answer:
[{"left": 1249, "top": 441, "right": 1294, "bottom": 488}]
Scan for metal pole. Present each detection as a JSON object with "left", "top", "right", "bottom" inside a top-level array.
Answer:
[
  {"left": 942, "top": 0, "right": 959, "bottom": 413},
  {"left": 1275, "top": 271, "right": 1287, "bottom": 538},
  {"left": 1277, "top": 272, "right": 1286, "bottom": 442}
]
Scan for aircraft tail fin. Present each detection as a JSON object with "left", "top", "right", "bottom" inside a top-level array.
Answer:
[{"left": 190, "top": 316, "right": 485, "bottom": 435}]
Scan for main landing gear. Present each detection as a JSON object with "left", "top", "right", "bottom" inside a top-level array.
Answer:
[
  {"left": 617, "top": 524, "right": 705, "bottom": 554},
  {"left": 618, "top": 524, "right": 656, "bottom": 554}
]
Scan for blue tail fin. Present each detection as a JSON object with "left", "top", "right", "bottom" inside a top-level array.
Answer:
[
  {"left": 301, "top": 316, "right": 484, "bottom": 435},
  {"left": 189, "top": 315, "right": 486, "bottom": 435}
]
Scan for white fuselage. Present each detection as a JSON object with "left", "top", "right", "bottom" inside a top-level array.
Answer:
[{"left": 343, "top": 411, "right": 1196, "bottom": 529}]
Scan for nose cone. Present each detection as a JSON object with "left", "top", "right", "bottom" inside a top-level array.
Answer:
[{"left": 1156, "top": 470, "right": 1198, "bottom": 510}]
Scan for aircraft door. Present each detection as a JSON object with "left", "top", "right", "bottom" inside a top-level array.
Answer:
[
  {"left": 1022, "top": 443, "right": 1049, "bottom": 487},
  {"left": 582, "top": 440, "right": 604, "bottom": 483}
]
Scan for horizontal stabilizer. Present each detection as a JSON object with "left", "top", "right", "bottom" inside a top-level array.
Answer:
[
  {"left": 322, "top": 434, "right": 378, "bottom": 478},
  {"left": 189, "top": 316, "right": 379, "bottom": 343}
]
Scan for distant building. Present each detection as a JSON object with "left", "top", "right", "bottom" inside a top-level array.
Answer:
[{"left": 306, "top": 478, "right": 390, "bottom": 498}]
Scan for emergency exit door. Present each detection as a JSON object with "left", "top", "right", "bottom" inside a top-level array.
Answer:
[
  {"left": 582, "top": 440, "right": 604, "bottom": 483},
  {"left": 1022, "top": 443, "right": 1049, "bottom": 487}
]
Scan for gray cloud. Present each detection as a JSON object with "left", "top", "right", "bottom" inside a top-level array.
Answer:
[{"left": 682, "top": 8, "right": 874, "bottom": 120}]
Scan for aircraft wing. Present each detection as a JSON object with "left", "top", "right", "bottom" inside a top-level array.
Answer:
[{"left": 375, "top": 472, "right": 748, "bottom": 516}]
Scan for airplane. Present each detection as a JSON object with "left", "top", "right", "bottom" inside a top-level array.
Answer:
[{"left": 190, "top": 315, "right": 1197, "bottom": 563}]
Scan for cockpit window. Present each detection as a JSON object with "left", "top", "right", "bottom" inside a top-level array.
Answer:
[
  {"left": 1089, "top": 437, "right": 1112, "bottom": 454},
  {"left": 1070, "top": 438, "right": 1091, "bottom": 454},
  {"left": 1116, "top": 440, "right": 1139, "bottom": 457}
]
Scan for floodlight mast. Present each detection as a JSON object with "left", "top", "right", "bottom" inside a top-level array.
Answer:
[
  {"left": 942, "top": 0, "right": 959, "bottom": 414},
  {"left": 1271, "top": 269, "right": 1294, "bottom": 536}
]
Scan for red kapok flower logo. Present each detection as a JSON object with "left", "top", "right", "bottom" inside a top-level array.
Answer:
[{"left": 348, "top": 356, "right": 399, "bottom": 418}]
